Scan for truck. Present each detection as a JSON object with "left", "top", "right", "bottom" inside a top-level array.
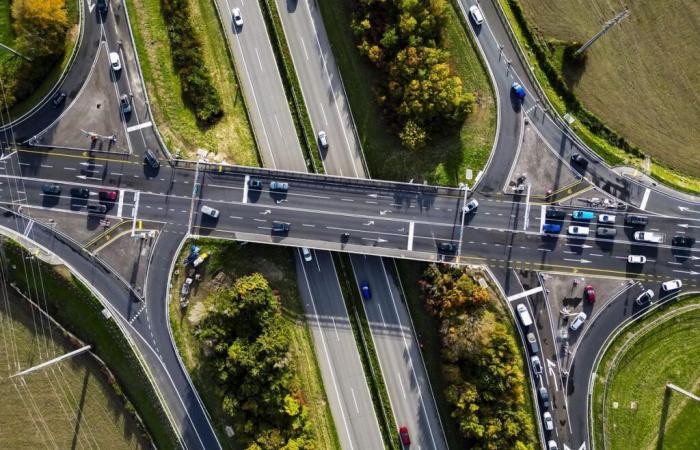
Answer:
[{"left": 634, "top": 231, "right": 664, "bottom": 243}]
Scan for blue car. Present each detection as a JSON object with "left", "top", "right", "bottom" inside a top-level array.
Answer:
[
  {"left": 542, "top": 223, "right": 561, "bottom": 233},
  {"left": 512, "top": 82, "right": 526, "bottom": 100},
  {"left": 360, "top": 282, "right": 371, "bottom": 300},
  {"left": 572, "top": 210, "right": 595, "bottom": 221}
]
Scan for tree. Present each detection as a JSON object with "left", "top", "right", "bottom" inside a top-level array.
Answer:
[{"left": 12, "top": 0, "right": 68, "bottom": 58}]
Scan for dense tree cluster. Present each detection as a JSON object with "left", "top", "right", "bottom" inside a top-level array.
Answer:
[
  {"left": 352, "top": 0, "right": 475, "bottom": 149},
  {"left": 196, "top": 273, "right": 312, "bottom": 449},
  {"left": 0, "top": 0, "right": 70, "bottom": 108},
  {"left": 160, "top": 0, "right": 223, "bottom": 125},
  {"left": 420, "top": 264, "right": 534, "bottom": 450}
]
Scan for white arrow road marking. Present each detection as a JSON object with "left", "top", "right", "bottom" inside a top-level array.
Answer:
[
  {"left": 679, "top": 206, "right": 700, "bottom": 213},
  {"left": 673, "top": 269, "right": 699, "bottom": 276},
  {"left": 563, "top": 258, "right": 591, "bottom": 264},
  {"left": 546, "top": 358, "right": 559, "bottom": 392},
  {"left": 678, "top": 223, "right": 700, "bottom": 229},
  {"left": 76, "top": 175, "right": 102, "bottom": 181}
]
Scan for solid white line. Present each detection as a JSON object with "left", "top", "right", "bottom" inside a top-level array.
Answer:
[
  {"left": 640, "top": 187, "right": 651, "bottom": 210},
  {"left": 507, "top": 286, "right": 543, "bottom": 302},
  {"left": 130, "top": 191, "right": 140, "bottom": 236},
  {"left": 254, "top": 47, "right": 264, "bottom": 71},
  {"left": 300, "top": 37, "right": 309, "bottom": 61},
  {"left": 117, "top": 189, "right": 125, "bottom": 217},
  {"left": 126, "top": 121, "right": 152, "bottom": 132},
  {"left": 407, "top": 221, "right": 415, "bottom": 251},
  {"left": 350, "top": 388, "right": 360, "bottom": 414},
  {"left": 242, "top": 175, "right": 249, "bottom": 204},
  {"left": 397, "top": 373, "right": 407, "bottom": 400}
]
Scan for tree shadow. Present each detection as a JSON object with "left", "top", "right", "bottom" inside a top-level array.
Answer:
[
  {"left": 71, "top": 369, "right": 90, "bottom": 450},
  {"left": 656, "top": 385, "right": 672, "bottom": 450}
]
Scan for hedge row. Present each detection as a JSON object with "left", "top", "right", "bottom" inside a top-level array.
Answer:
[
  {"left": 506, "top": 0, "right": 644, "bottom": 159},
  {"left": 160, "top": 0, "right": 223, "bottom": 125}
]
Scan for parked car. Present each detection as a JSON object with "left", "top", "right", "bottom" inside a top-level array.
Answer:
[
  {"left": 543, "top": 412, "right": 554, "bottom": 431},
  {"left": 87, "top": 203, "right": 107, "bottom": 215},
  {"left": 302, "top": 247, "right": 312, "bottom": 262},
  {"left": 568, "top": 226, "right": 589, "bottom": 236},
  {"left": 360, "top": 282, "right": 371, "bottom": 300},
  {"left": 438, "top": 241, "right": 457, "bottom": 253},
  {"left": 628, "top": 255, "right": 647, "bottom": 264},
  {"left": 119, "top": 94, "right": 132, "bottom": 114},
  {"left": 469, "top": 5, "right": 484, "bottom": 25},
  {"left": 635, "top": 289, "right": 654, "bottom": 305},
  {"left": 270, "top": 181, "right": 289, "bottom": 192},
  {"left": 539, "top": 387, "right": 550, "bottom": 408},
  {"left": 634, "top": 231, "right": 664, "bottom": 243},
  {"left": 598, "top": 214, "right": 616, "bottom": 223},
  {"left": 542, "top": 223, "right": 562, "bottom": 233},
  {"left": 545, "top": 208, "right": 567, "bottom": 220},
  {"left": 109, "top": 51, "right": 121, "bottom": 71},
  {"left": 70, "top": 187, "right": 90, "bottom": 198},
  {"left": 548, "top": 440, "right": 559, "bottom": 450},
  {"left": 672, "top": 235, "right": 695, "bottom": 247},
  {"left": 232, "top": 7, "right": 243, "bottom": 26},
  {"left": 463, "top": 199, "right": 479, "bottom": 214},
  {"left": 51, "top": 91, "right": 67, "bottom": 107},
  {"left": 661, "top": 279, "right": 682, "bottom": 292},
  {"left": 248, "top": 177, "right": 262, "bottom": 189},
  {"left": 144, "top": 149, "right": 160, "bottom": 169},
  {"left": 200, "top": 205, "right": 220, "bottom": 218},
  {"left": 399, "top": 426, "right": 410, "bottom": 445},
  {"left": 527, "top": 332, "right": 539, "bottom": 353},
  {"left": 317, "top": 130, "right": 328, "bottom": 150},
  {"left": 99, "top": 190, "right": 118, "bottom": 202},
  {"left": 569, "top": 312, "right": 587, "bottom": 331},
  {"left": 570, "top": 153, "right": 588, "bottom": 169},
  {"left": 625, "top": 214, "right": 648, "bottom": 226},
  {"left": 596, "top": 227, "right": 617, "bottom": 237},
  {"left": 516, "top": 303, "right": 533, "bottom": 327},
  {"left": 42, "top": 183, "right": 61, "bottom": 195},
  {"left": 181, "top": 278, "right": 193, "bottom": 297},
  {"left": 572, "top": 210, "right": 595, "bottom": 221},
  {"left": 531, "top": 355, "right": 542, "bottom": 375},
  {"left": 271, "top": 221, "right": 290, "bottom": 232},
  {"left": 584, "top": 285, "right": 596, "bottom": 303},
  {"left": 512, "top": 82, "right": 526, "bottom": 100}
]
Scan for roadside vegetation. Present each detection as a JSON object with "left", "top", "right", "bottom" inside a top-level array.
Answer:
[
  {"left": 127, "top": 0, "right": 257, "bottom": 164},
  {"left": 0, "top": 287, "right": 149, "bottom": 449},
  {"left": 169, "top": 240, "right": 339, "bottom": 450},
  {"left": 593, "top": 295, "right": 700, "bottom": 450},
  {"left": 318, "top": 0, "right": 495, "bottom": 185},
  {"left": 0, "top": 0, "right": 78, "bottom": 118},
  {"left": 498, "top": 0, "right": 700, "bottom": 194},
  {"left": 3, "top": 240, "right": 179, "bottom": 448}
]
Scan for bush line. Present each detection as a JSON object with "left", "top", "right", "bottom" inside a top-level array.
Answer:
[{"left": 258, "top": 0, "right": 324, "bottom": 174}]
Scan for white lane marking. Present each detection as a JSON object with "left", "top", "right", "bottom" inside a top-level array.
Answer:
[
  {"left": 540, "top": 205, "right": 546, "bottom": 233},
  {"left": 242, "top": 175, "right": 249, "bottom": 204},
  {"left": 340, "top": 198, "right": 354, "bottom": 202},
  {"left": 407, "top": 221, "right": 415, "bottom": 251},
  {"left": 507, "top": 286, "right": 543, "bottom": 302},
  {"left": 396, "top": 373, "right": 407, "bottom": 400},
  {"left": 126, "top": 121, "right": 152, "bottom": 132},
  {"left": 23, "top": 219, "right": 34, "bottom": 236},
  {"left": 63, "top": 167, "right": 76, "bottom": 171},
  {"left": 116, "top": 189, "right": 125, "bottom": 217},
  {"left": 274, "top": 113, "right": 283, "bottom": 136},
  {"left": 229, "top": 216, "right": 242, "bottom": 219},
  {"left": 331, "top": 317, "right": 340, "bottom": 342},
  {"left": 130, "top": 191, "right": 140, "bottom": 236},
  {"left": 640, "top": 187, "right": 651, "bottom": 210},
  {"left": 254, "top": 48, "right": 264, "bottom": 71},
  {"left": 110, "top": 172, "right": 122, "bottom": 176},
  {"left": 320, "top": 103, "right": 328, "bottom": 126},
  {"left": 40, "top": 164, "right": 52, "bottom": 168},
  {"left": 302, "top": 223, "right": 316, "bottom": 227},
  {"left": 350, "top": 388, "right": 360, "bottom": 414},
  {"left": 300, "top": 37, "right": 309, "bottom": 60}
]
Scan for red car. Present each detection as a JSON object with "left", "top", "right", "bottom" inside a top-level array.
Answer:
[
  {"left": 399, "top": 426, "right": 410, "bottom": 445},
  {"left": 99, "top": 190, "right": 119, "bottom": 202},
  {"left": 584, "top": 285, "right": 596, "bottom": 303}
]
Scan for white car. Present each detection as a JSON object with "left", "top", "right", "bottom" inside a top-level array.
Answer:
[
  {"left": 548, "top": 440, "right": 559, "bottom": 450},
  {"left": 302, "top": 247, "right": 312, "bottom": 262},
  {"left": 598, "top": 214, "right": 616, "bottom": 223},
  {"left": 516, "top": 303, "right": 533, "bottom": 327},
  {"left": 109, "top": 52, "right": 121, "bottom": 71},
  {"left": 200, "top": 204, "right": 220, "bottom": 218},
  {"left": 567, "top": 225, "right": 589, "bottom": 236},
  {"left": 628, "top": 255, "right": 646, "bottom": 264},
  {"left": 543, "top": 412, "right": 554, "bottom": 431},
  {"left": 661, "top": 279, "right": 682, "bottom": 291},
  {"left": 569, "top": 312, "right": 587, "bottom": 331},
  {"left": 463, "top": 199, "right": 479, "bottom": 214},
  {"left": 469, "top": 5, "right": 484, "bottom": 25},
  {"left": 531, "top": 355, "right": 542, "bottom": 375},
  {"left": 318, "top": 130, "right": 328, "bottom": 149},
  {"left": 635, "top": 289, "right": 654, "bottom": 305},
  {"left": 232, "top": 8, "right": 243, "bottom": 27}
]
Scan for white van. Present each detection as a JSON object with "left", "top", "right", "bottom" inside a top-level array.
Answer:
[
  {"left": 200, "top": 205, "right": 220, "bottom": 218},
  {"left": 516, "top": 303, "right": 533, "bottom": 327}
]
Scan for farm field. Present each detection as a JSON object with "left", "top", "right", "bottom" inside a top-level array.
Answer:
[
  {"left": 518, "top": 0, "right": 700, "bottom": 177},
  {"left": 594, "top": 295, "right": 700, "bottom": 450},
  {"left": 0, "top": 289, "right": 148, "bottom": 449}
]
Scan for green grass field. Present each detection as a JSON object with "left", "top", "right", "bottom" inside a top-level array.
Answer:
[
  {"left": 127, "top": 0, "right": 257, "bottom": 165},
  {"left": 0, "top": 0, "right": 13, "bottom": 45},
  {"left": 594, "top": 295, "right": 700, "bottom": 450},
  {"left": 517, "top": 0, "right": 700, "bottom": 178},
  {"left": 169, "top": 240, "right": 339, "bottom": 450},
  {"left": 0, "top": 289, "right": 148, "bottom": 449},
  {"left": 317, "top": 0, "right": 495, "bottom": 186}
]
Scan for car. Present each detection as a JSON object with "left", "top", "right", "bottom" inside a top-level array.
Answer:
[
  {"left": 531, "top": 355, "right": 542, "bottom": 375},
  {"left": 109, "top": 51, "right": 121, "bottom": 71},
  {"left": 545, "top": 208, "right": 567, "bottom": 220},
  {"left": 672, "top": 235, "right": 695, "bottom": 247},
  {"left": 542, "top": 223, "right": 562, "bottom": 233},
  {"left": 596, "top": 227, "right": 617, "bottom": 237},
  {"left": 87, "top": 203, "right": 107, "bottom": 214},
  {"left": 51, "top": 91, "right": 67, "bottom": 107},
  {"left": 232, "top": 7, "right": 243, "bottom": 27},
  {"left": 317, "top": 130, "right": 328, "bottom": 149},
  {"left": 181, "top": 278, "right": 193, "bottom": 297},
  {"left": 200, "top": 205, "right": 220, "bottom": 218},
  {"left": 539, "top": 387, "right": 550, "bottom": 408},
  {"left": 570, "top": 153, "right": 588, "bottom": 169},
  {"left": 438, "top": 241, "right": 457, "bottom": 253},
  {"left": 468, "top": 5, "right": 484, "bottom": 25},
  {"left": 543, "top": 412, "right": 554, "bottom": 431},
  {"left": 42, "top": 183, "right": 61, "bottom": 195},
  {"left": 598, "top": 214, "right": 616, "bottom": 223},
  {"left": 569, "top": 312, "right": 587, "bottom": 331},
  {"left": 512, "top": 82, "right": 526, "bottom": 100},
  {"left": 548, "top": 440, "right": 559, "bottom": 450},
  {"left": 625, "top": 214, "right": 648, "bottom": 226},
  {"left": 635, "top": 289, "right": 654, "bottom": 305},
  {"left": 97, "top": 0, "right": 108, "bottom": 13},
  {"left": 270, "top": 181, "right": 289, "bottom": 192},
  {"left": 584, "top": 285, "right": 596, "bottom": 303},
  {"left": 70, "top": 187, "right": 90, "bottom": 198},
  {"left": 248, "top": 178, "right": 262, "bottom": 189},
  {"left": 567, "top": 226, "right": 589, "bottom": 236},
  {"left": 628, "top": 254, "right": 647, "bottom": 264},
  {"left": 144, "top": 149, "right": 160, "bottom": 169},
  {"left": 399, "top": 426, "right": 410, "bottom": 445},
  {"left": 119, "top": 94, "right": 132, "bottom": 114},
  {"left": 302, "top": 247, "right": 312, "bottom": 262},
  {"left": 463, "top": 199, "right": 479, "bottom": 214},
  {"left": 661, "top": 279, "right": 682, "bottom": 292},
  {"left": 572, "top": 210, "right": 595, "bottom": 221},
  {"left": 527, "top": 332, "right": 539, "bottom": 353},
  {"left": 271, "top": 221, "right": 290, "bottom": 232},
  {"left": 98, "top": 190, "right": 118, "bottom": 202},
  {"left": 516, "top": 303, "right": 533, "bottom": 327},
  {"left": 360, "top": 282, "right": 371, "bottom": 300}
]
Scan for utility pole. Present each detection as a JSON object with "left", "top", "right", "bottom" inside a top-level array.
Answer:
[
  {"left": 575, "top": 9, "right": 629, "bottom": 56},
  {"left": 0, "top": 42, "right": 32, "bottom": 61},
  {"left": 11, "top": 345, "right": 92, "bottom": 378}
]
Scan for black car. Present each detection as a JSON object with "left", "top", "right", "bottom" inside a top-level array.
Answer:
[
  {"left": 672, "top": 235, "right": 695, "bottom": 247},
  {"left": 248, "top": 178, "right": 262, "bottom": 189},
  {"left": 438, "top": 242, "right": 457, "bottom": 253},
  {"left": 87, "top": 203, "right": 107, "bottom": 215},
  {"left": 625, "top": 214, "right": 648, "bottom": 226},
  {"left": 70, "top": 187, "right": 90, "bottom": 198},
  {"left": 545, "top": 208, "right": 567, "bottom": 220},
  {"left": 51, "top": 91, "right": 67, "bottom": 107},
  {"left": 570, "top": 153, "right": 588, "bottom": 168},
  {"left": 144, "top": 149, "right": 160, "bottom": 169},
  {"left": 42, "top": 183, "right": 61, "bottom": 195},
  {"left": 271, "top": 221, "right": 290, "bottom": 232}
]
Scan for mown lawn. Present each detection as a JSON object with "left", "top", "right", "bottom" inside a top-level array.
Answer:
[
  {"left": 317, "top": 0, "right": 495, "bottom": 186},
  {"left": 127, "top": 0, "right": 257, "bottom": 165},
  {"left": 594, "top": 295, "right": 700, "bottom": 450},
  {"left": 169, "top": 240, "right": 339, "bottom": 450}
]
